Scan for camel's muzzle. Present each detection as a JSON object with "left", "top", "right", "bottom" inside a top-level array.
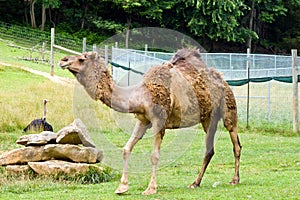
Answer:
[{"left": 59, "top": 62, "right": 69, "bottom": 69}]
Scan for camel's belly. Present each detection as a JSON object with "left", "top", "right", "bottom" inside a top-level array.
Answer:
[{"left": 166, "top": 106, "right": 201, "bottom": 129}]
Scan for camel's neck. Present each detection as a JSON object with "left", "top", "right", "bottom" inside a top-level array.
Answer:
[{"left": 78, "top": 66, "right": 138, "bottom": 113}]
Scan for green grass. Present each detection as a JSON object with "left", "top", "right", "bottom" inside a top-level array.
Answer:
[
  {"left": 0, "top": 40, "right": 299, "bottom": 199},
  {"left": 0, "top": 133, "right": 299, "bottom": 199},
  {"left": 0, "top": 65, "right": 74, "bottom": 133}
]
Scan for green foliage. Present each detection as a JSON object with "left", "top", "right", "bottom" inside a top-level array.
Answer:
[
  {"left": 256, "top": 0, "right": 287, "bottom": 23},
  {"left": 270, "top": 0, "right": 300, "bottom": 51},
  {"left": 0, "top": 0, "right": 299, "bottom": 52},
  {"left": 42, "top": 0, "right": 61, "bottom": 8},
  {"left": 90, "top": 17, "right": 126, "bottom": 34},
  {"left": 53, "top": 166, "right": 119, "bottom": 184},
  {"left": 113, "top": 0, "right": 147, "bottom": 13},
  {"left": 167, "top": 0, "right": 255, "bottom": 43}
]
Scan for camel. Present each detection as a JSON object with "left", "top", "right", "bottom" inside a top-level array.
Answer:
[{"left": 59, "top": 48, "right": 242, "bottom": 195}]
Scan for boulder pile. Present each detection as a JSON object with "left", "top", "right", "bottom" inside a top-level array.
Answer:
[{"left": 0, "top": 119, "right": 104, "bottom": 177}]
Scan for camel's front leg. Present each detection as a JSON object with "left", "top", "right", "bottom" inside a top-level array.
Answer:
[
  {"left": 115, "top": 120, "right": 149, "bottom": 194},
  {"left": 142, "top": 130, "right": 164, "bottom": 195}
]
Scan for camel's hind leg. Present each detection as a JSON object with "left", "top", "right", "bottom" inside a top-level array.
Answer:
[
  {"left": 224, "top": 116, "right": 242, "bottom": 184},
  {"left": 115, "top": 120, "right": 149, "bottom": 194},
  {"left": 189, "top": 116, "right": 218, "bottom": 188},
  {"left": 228, "top": 126, "right": 242, "bottom": 184}
]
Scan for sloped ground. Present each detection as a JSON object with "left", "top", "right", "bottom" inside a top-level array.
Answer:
[{"left": 0, "top": 61, "right": 74, "bottom": 86}]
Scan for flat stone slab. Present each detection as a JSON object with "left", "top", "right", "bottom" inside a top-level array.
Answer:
[
  {"left": 6, "top": 165, "right": 31, "bottom": 175},
  {"left": 0, "top": 144, "right": 103, "bottom": 166},
  {"left": 16, "top": 131, "right": 57, "bottom": 146},
  {"left": 28, "top": 160, "right": 103, "bottom": 176},
  {"left": 16, "top": 119, "right": 96, "bottom": 148},
  {"left": 56, "top": 118, "right": 96, "bottom": 148}
]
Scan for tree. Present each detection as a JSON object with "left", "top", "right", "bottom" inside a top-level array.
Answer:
[
  {"left": 159, "top": 0, "right": 256, "bottom": 51},
  {"left": 41, "top": 0, "right": 61, "bottom": 30},
  {"left": 187, "top": 0, "right": 251, "bottom": 43},
  {"left": 112, "top": 0, "right": 167, "bottom": 48},
  {"left": 271, "top": 0, "right": 300, "bottom": 51},
  {"left": 243, "top": 0, "right": 287, "bottom": 52},
  {"left": 28, "top": 0, "right": 37, "bottom": 28}
]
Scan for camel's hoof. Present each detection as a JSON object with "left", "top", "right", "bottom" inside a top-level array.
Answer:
[
  {"left": 142, "top": 187, "right": 157, "bottom": 195},
  {"left": 188, "top": 183, "right": 199, "bottom": 189},
  {"left": 229, "top": 179, "right": 240, "bottom": 185},
  {"left": 115, "top": 184, "right": 129, "bottom": 194}
]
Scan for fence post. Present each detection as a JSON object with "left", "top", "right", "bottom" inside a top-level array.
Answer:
[
  {"left": 93, "top": 44, "right": 97, "bottom": 52},
  {"left": 246, "top": 48, "right": 251, "bottom": 128},
  {"left": 105, "top": 45, "right": 108, "bottom": 66},
  {"left": 292, "top": 49, "right": 299, "bottom": 133},
  {"left": 229, "top": 53, "right": 232, "bottom": 80},
  {"left": 82, "top": 38, "right": 86, "bottom": 53},
  {"left": 144, "top": 44, "right": 148, "bottom": 72},
  {"left": 50, "top": 28, "right": 54, "bottom": 76},
  {"left": 42, "top": 42, "right": 45, "bottom": 61}
]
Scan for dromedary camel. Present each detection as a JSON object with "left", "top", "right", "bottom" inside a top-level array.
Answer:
[{"left": 59, "top": 49, "right": 242, "bottom": 195}]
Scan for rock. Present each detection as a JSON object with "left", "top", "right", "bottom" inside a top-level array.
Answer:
[
  {"left": 6, "top": 165, "right": 30, "bottom": 175},
  {"left": 56, "top": 127, "right": 82, "bottom": 144},
  {"left": 16, "top": 131, "right": 57, "bottom": 146},
  {"left": 42, "top": 144, "right": 103, "bottom": 163},
  {"left": 0, "top": 146, "right": 44, "bottom": 165},
  {"left": 28, "top": 160, "right": 103, "bottom": 176},
  {"left": 0, "top": 144, "right": 103, "bottom": 166},
  {"left": 56, "top": 119, "right": 96, "bottom": 148}
]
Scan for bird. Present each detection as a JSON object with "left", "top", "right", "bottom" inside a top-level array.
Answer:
[{"left": 23, "top": 99, "right": 53, "bottom": 133}]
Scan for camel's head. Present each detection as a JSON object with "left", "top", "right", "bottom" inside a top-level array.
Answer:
[
  {"left": 170, "top": 48, "right": 206, "bottom": 69},
  {"left": 59, "top": 52, "right": 98, "bottom": 77}
]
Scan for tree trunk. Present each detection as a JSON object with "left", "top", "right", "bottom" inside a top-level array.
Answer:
[
  {"left": 247, "top": 0, "right": 255, "bottom": 51},
  {"left": 30, "top": 0, "right": 37, "bottom": 28},
  {"left": 125, "top": 16, "right": 132, "bottom": 49},
  {"left": 24, "top": 4, "right": 29, "bottom": 24},
  {"left": 81, "top": 3, "right": 88, "bottom": 29},
  {"left": 41, "top": 3, "right": 46, "bottom": 31},
  {"left": 48, "top": 8, "right": 56, "bottom": 27}
]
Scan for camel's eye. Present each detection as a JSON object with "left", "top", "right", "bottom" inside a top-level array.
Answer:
[{"left": 78, "top": 55, "right": 86, "bottom": 62}]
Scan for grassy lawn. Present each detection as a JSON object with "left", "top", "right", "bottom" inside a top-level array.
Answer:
[
  {"left": 0, "top": 42, "right": 299, "bottom": 199},
  {"left": 0, "top": 131, "right": 299, "bottom": 199}
]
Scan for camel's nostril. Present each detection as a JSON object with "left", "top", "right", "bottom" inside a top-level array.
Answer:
[{"left": 61, "top": 57, "right": 68, "bottom": 61}]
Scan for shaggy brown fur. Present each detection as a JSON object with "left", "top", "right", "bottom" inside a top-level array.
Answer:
[
  {"left": 59, "top": 49, "right": 242, "bottom": 195},
  {"left": 143, "top": 63, "right": 173, "bottom": 120}
]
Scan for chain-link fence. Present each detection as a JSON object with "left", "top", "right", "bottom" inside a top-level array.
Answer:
[
  {"left": 111, "top": 47, "right": 300, "bottom": 130},
  {"left": 0, "top": 22, "right": 95, "bottom": 63}
]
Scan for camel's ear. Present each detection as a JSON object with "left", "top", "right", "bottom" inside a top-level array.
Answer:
[{"left": 88, "top": 52, "right": 97, "bottom": 60}]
